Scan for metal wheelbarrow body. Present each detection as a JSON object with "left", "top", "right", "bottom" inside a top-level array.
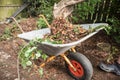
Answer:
[{"left": 18, "top": 23, "right": 108, "bottom": 56}]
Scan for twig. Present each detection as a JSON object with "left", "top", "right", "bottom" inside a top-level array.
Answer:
[
  {"left": 13, "top": 47, "right": 21, "bottom": 80},
  {"left": 17, "top": 55, "right": 20, "bottom": 80}
]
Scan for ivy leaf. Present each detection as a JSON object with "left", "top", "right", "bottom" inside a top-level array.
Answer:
[
  {"left": 21, "top": 61, "right": 27, "bottom": 69},
  {"left": 25, "top": 47, "right": 37, "bottom": 57},
  {"left": 29, "top": 40, "right": 35, "bottom": 46},
  {"left": 41, "top": 54, "right": 48, "bottom": 61},
  {"left": 35, "top": 50, "right": 42, "bottom": 59},
  {"left": 104, "top": 26, "right": 112, "bottom": 35},
  {"left": 37, "top": 18, "right": 47, "bottom": 29},
  {"left": 26, "top": 61, "right": 32, "bottom": 66},
  {"left": 38, "top": 68, "right": 44, "bottom": 77}
]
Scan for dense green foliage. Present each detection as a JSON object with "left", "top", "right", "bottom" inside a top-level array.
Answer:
[
  {"left": 106, "top": 0, "right": 120, "bottom": 44},
  {"left": 22, "top": 0, "right": 60, "bottom": 22},
  {"left": 37, "top": 18, "right": 48, "bottom": 29},
  {"left": 0, "top": 27, "right": 12, "bottom": 41},
  {"left": 71, "top": 0, "right": 101, "bottom": 23},
  {"left": 105, "top": 18, "right": 120, "bottom": 44},
  {"left": 19, "top": 37, "right": 63, "bottom": 69},
  {"left": 19, "top": 38, "right": 48, "bottom": 69},
  {"left": 0, "top": 25, "right": 19, "bottom": 41}
]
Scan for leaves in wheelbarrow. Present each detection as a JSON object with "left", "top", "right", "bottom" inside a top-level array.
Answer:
[{"left": 44, "top": 17, "right": 88, "bottom": 44}]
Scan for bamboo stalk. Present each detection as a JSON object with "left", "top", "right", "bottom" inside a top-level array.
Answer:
[
  {"left": 106, "top": 0, "right": 112, "bottom": 22},
  {"left": 93, "top": 3, "right": 100, "bottom": 23},
  {"left": 100, "top": 0, "right": 106, "bottom": 21},
  {"left": 86, "top": 0, "right": 90, "bottom": 20},
  {"left": 90, "top": 4, "right": 96, "bottom": 21}
]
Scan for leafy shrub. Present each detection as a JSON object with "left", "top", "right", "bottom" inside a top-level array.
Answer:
[
  {"left": 71, "top": 0, "right": 101, "bottom": 23},
  {"left": 105, "top": 18, "right": 120, "bottom": 44},
  {"left": 0, "top": 27, "right": 12, "bottom": 41},
  {"left": 22, "top": 0, "right": 60, "bottom": 22},
  {"left": 19, "top": 38, "right": 48, "bottom": 69},
  {"left": 37, "top": 18, "right": 47, "bottom": 29},
  {"left": 104, "top": 0, "right": 120, "bottom": 44}
]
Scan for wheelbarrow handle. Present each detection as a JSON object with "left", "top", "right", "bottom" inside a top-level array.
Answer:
[{"left": 39, "top": 14, "right": 51, "bottom": 28}]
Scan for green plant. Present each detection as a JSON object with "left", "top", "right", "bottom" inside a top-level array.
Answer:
[
  {"left": 106, "top": 46, "right": 118, "bottom": 63},
  {"left": 19, "top": 37, "right": 63, "bottom": 76},
  {"left": 19, "top": 38, "right": 47, "bottom": 69},
  {"left": 0, "top": 27, "right": 12, "bottom": 41},
  {"left": 71, "top": 0, "right": 102, "bottom": 23},
  {"left": 19, "top": 37, "right": 62, "bottom": 68},
  {"left": 22, "top": 0, "right": 60, "bottom": 23},
  {"left": 38, "top": 68, "right": 44, "bottom": 77},
  {"left": 37, "top": 18, "right": 47, "bottom": 29},
  {"left": 104, "top": 17, "right": 120, "bottom": 43}
]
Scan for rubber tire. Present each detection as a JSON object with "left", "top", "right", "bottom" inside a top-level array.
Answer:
[{"left": 65, "top": 52, "right": 93, "bottom": 80}]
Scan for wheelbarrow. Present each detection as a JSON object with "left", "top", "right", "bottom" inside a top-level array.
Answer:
[{"left": 18, "top": 23, "right": 108, "bottom": 80}]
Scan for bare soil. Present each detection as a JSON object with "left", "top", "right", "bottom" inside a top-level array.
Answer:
[{"left": 0, "top": 18, "right": 120, "bottom": 80}]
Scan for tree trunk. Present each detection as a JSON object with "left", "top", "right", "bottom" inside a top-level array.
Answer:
[{"left": 53, "top": 0, "right": 84, "bottom": 18}]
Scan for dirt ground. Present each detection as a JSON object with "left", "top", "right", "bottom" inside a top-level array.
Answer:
[{"left": 0, "top": 18, "right": 120, "bottom": 80}]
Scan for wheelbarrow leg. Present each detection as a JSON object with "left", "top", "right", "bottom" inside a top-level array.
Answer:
[
  {"left": 71, "top": 47, "right": 76, "bottom": 52},
  {"left": 39, "top": 56, "right": 56, "bottom": 68},
  {"left": 61, "top": 53, "right": 76, "bottom": 71}
]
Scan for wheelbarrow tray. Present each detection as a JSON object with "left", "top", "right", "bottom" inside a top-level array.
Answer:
[{"left": 18, "top": 23, "right": 108, "bottom": 56}]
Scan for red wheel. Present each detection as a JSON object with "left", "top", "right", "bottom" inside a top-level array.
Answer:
[
  {"left": 69, "top": 60, "right": 84, "bottom": 78},
  {"left": 66, "top": 52, "right": 93, "bottom": 80}
]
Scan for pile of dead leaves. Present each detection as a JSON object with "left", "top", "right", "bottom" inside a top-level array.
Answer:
[{"left": 45, "top": 18, "right": 88, "bottom": 44}]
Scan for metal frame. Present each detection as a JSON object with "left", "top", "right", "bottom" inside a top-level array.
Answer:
[{"left": 39, "top": 47, "right": 77, "bottom": 71}]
